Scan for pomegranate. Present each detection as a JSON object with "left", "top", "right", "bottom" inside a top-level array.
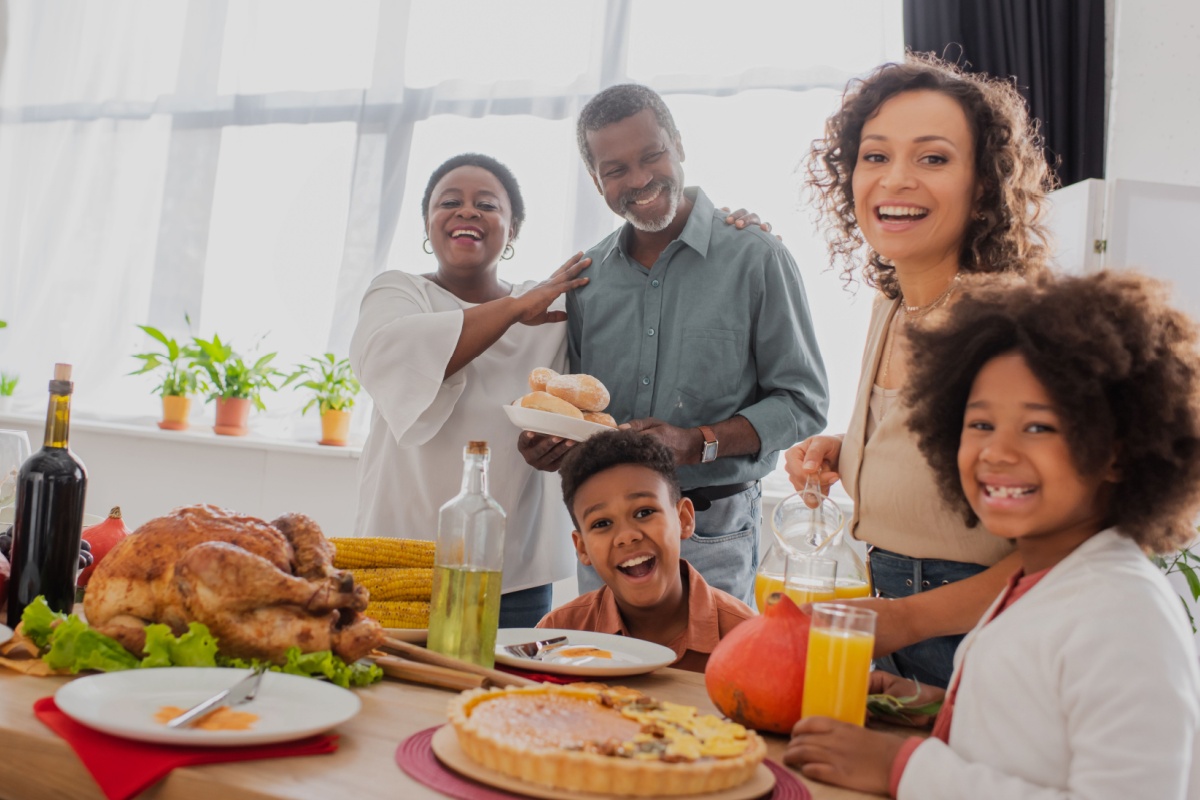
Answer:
[{"left": 704, "top": 592, "right": 811, "bottom": 734}]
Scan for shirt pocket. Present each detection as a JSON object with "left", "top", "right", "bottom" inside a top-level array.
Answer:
[{"left": 679, "top": 327, "right": 747, "bottom": 400}]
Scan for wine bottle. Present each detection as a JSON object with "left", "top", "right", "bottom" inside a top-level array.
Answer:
[
  {"left": 427, "top": 441, "right": 506, "bottom": 667},
  {"left": 6, "top": 364, "right": 88, "bottom": 626}
]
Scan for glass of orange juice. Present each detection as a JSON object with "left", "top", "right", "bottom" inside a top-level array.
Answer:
[{"left": 801, "top": 603, "right": 877, "bottom": 726}]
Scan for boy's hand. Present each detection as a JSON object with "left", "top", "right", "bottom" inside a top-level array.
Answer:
[
  {"left": 784, "top": 717, "right": 905, "bottom": 795},
  {"left": 517, "top": 431, "right": 574, "bottom": 472}
]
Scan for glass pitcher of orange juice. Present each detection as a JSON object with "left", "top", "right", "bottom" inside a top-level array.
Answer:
[
  {"left": 770, "top": 476, "right": 871, "bottom": 601},
  {"left": 754, "top": 546, "right": 836, "bottom": 611}
]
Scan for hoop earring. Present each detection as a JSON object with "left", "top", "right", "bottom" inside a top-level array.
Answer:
[
  {"left": 975, "top": 212, "right": 987, "bottom": 222},
  {"left": 422, "top": 238, "right": 433, "bottom": 255},
  {"left": 502, "top": 243, "right": 516, "bottom": 260}
]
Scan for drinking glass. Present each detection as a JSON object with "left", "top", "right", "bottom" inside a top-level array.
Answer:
[
  {"left": 0, "top": 429, "right": 32, "bottom": 522},
  {"left": 754, "top": 546, "right": 837, "bottom": 611},
  {"left": 771, "top": 480, "right": 871, "bottom": 600},
  {"left": 801, "top": 603, "right": 877, "bottom": 726}
]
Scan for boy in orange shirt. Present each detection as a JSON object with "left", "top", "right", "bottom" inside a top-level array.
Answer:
[{"left": 538, "top": 430, "right": 754, "bottom": 672}]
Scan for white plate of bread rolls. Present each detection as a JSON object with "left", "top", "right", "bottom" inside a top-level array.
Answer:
[{"left": 504, "top": 368, "right": 619, "bottom": 442}]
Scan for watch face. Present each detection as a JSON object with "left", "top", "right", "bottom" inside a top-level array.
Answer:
[{"left": 702, "top": 440, "right": 719, "bottom": 463}]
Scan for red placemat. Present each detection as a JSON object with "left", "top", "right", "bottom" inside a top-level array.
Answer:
[
  {"left": 35, "top": 696, "right": 338, "bottom": 800},
  {"left": 395, "top": 725, "right": 811, "bottom": 800}
]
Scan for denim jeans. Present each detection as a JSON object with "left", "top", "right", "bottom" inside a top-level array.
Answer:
[
  {"left": 498, "top": 583, "right": 553, "bottom": 629},
  {"left": 576, "top": 482, "right": 761, "bottom": 607},
  {"left": 869, "top": 547, "right": 989, "bottom": 689}
]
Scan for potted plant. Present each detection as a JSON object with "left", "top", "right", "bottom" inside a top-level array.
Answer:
[
  {"left": 191, "top": 334, "right": 282, "bottom": 436},
  {"left": 130, "top": 324, "right": 201, "bottom": 430},
  {"left": 283, "top": 353, "right": 362, "bottom": 446}
]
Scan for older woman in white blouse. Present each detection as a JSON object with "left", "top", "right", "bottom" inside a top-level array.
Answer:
[{"left": 350, "top": 153, "right": 592, "bottom": 627}]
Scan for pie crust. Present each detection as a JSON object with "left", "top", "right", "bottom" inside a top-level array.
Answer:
[{"left": 447, "top": 683, "right": 766, "bottom": 796}]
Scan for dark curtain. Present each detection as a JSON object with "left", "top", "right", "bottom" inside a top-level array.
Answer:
[{"left": 904, "top": 0, "right": 1106, "bottom": 186}]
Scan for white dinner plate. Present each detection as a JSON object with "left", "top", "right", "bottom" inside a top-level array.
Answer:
[
  {"left": 503, "top": 405, "right": 613, "bottom": 443},
  {"left": 383, "top": 627, "right": 427, "bottom": 644},
  {"left": 0, "top": 623, "right": 12, "bottom": 647},
  {"left": 55, "top": 667, "right": 360, "bottom": 746},
  {"left": 494, "top": 628, "right": 676, "bottom": 677}
]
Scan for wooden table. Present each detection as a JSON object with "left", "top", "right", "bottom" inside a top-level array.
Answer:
[{"left": 0, "top": 668, "right": 885, "bottom": 800}]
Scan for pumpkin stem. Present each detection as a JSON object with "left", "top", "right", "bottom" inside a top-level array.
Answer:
[{"left": 108, "top": 507, "right": 122, "bottom": 519}]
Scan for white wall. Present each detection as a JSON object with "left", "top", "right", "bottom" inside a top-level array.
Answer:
[{"left": 1106, "top": 0, "right": 1200, "bottom": 186}]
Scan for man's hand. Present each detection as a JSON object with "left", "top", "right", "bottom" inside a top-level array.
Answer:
[
  {"left": 517, "top": 430, "right": 575, "bottom": 472},
  {"left": 619, "top": 418, "right": 702, "bottom": 465},
  {"left": 784, "top": 717, "right": 904, "bottom": 795}
]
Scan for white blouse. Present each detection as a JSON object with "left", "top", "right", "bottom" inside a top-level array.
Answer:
[{"left": 349, "top": 271, "right": 575, "bottom": 592}]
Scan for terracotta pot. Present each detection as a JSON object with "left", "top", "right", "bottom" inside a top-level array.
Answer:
[
  {"left": 157, "top": 395, "right": 191, "bottom": 431},
  {"left": 213, "top": 397, "right": 252, "bottom": 436},
  {"left": 319, "top": 409, "right": 352, "bottom": 446}
]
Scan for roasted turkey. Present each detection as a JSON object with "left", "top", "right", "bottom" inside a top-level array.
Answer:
[{"left": 83, "top": 504, "right": 383, "bottom": 663}]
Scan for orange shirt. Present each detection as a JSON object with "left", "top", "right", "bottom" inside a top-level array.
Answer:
[{"left": 537, "top": 560, "right": 754, "bottom": 672}]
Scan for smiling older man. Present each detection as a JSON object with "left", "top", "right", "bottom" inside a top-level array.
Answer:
[{"left": 520, "top": 84, "right": 828, "bottom": 606}]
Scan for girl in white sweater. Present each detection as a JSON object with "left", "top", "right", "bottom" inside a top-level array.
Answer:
[{"left": 786, "top": 271, "right": 1200, "bottom": 800}]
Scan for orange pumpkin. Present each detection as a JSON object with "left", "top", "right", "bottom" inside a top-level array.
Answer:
[
  {"left": 704, "top": 591, "right": 810, "bottom": 734},
  {"left": 77, "top": 507, "right": 131, "bottom": 587}
]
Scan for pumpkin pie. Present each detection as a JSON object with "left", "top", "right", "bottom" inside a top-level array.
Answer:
[{"left": 447, "top": 683, "right": 766, "bottom": 796}]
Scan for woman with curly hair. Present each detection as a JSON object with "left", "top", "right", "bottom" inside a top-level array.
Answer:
[
  {"left": 783, "top": 55, "right": 1055, "bottom": 686},
  {"left": 787, "top": 270, "right": 1200, "bottom": 799}
]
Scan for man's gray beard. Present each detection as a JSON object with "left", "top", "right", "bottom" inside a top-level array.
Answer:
[{"left": 622, "top": 182, "right": 681, "bottom": 233}]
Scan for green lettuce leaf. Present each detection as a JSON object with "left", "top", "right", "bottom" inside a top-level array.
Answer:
[
  {"left": 20, "top": 597, "right": 63, "bottom": 649},
  {"left": 218, "top": 647, "right": 382, "bottom": 688},
  {"left": 41, "top": 614, "right": 140, "bottom": 673},
  {"left": 140, "top": 622, "right": 219, "bottom": 668}
]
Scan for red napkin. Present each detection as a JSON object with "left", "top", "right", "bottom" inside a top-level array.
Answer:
[
  {"left": 34, "top": 697, "right": 338, "bottom": 800},
  {"left": 494, "top": 665, "right": 579, "bottom": 685}
]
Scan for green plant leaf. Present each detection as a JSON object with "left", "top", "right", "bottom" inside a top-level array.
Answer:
[{"left": 1178, "top": 561, "right": 1200, "bottom": 602}]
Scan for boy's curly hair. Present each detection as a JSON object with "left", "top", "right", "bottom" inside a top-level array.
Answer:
[
  {"left": 808, "top": 53, "right": 1055, "bottom": 297},
  {"left": 560, "top": 430, "right": 681, "bottom": 529},
  {"left": 905, "top": 271, "right": 1200, "bottom": 554}
]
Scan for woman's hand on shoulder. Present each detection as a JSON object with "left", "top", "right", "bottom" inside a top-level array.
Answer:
[
  {"left": 784, "top": 435, "right": 844, "bottom": 493},
  {"left": 719, "top": 207, "right": 780, "bottom": 240},
  {"left": 513, "top": 252, "right": 591, "bottom": 326}
]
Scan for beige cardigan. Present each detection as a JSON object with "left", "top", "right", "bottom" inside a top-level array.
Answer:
[{"left": 840, "top": 295, "right": 1013, "bottom": 566}]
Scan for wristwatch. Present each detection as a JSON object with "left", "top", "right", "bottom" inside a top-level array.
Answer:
[{"left": 698, "top": 425, "right": 719, "bottom": 464}]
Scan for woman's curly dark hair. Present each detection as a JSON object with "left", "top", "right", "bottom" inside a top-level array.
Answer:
[
  {"left": 560, "top": 430, "right": 681, "bottom": 529},
  {"left": 904, "top": 271, "right": 1200, "bottom": 554},
  {"left": 808, "top": 53, "right": 1056, "bottom": 298}
]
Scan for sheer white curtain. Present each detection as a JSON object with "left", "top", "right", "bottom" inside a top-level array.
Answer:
[{"left": 0, "top": 0, "right": 902, "bottom": 452}]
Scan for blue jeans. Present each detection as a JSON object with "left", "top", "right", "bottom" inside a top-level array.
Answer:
[
  {"left": 498, "top": 583, "right": 553, "bottom": 629},
  {"left": 869, "top": 547, "right": 989, "bottom": 689},
  {"left": 576, "top": 482, "right": 761, "bottom": 607}
]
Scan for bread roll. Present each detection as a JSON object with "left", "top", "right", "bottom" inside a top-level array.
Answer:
[
  {"left": 583, "top": 411, "right": 617, "bottom": 428},
  {"left": 546, "top": 374, "right": 610, "bottom": 412},
  {"left": 528, "top": 367, "right": 560, "bottom": 393},
  {"left": 518, "top": 391, "right": 584, "bottom": 420}
]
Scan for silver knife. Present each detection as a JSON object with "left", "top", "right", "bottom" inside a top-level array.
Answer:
[{"left": 165, "top": 667, "right": 266, "bottom": 729}]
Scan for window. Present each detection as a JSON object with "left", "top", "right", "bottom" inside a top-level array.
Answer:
[{"left": 0, "top": 0, "right": 902, "bottom": 454}]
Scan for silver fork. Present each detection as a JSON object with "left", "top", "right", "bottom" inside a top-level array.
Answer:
[{"left": 501, "top": 636, "right": 568, "bottom": 660}]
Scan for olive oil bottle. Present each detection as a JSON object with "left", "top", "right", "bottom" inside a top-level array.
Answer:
[
  {"left": 427, "top": 441, "right": 505, "bottom": 667},
  {"left": 6, "top": 364, "right": 88, "bottom": 626}
]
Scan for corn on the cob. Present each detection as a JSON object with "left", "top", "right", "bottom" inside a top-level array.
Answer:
[
  {"left": 329, "top": 537, "right": 435, "bottom": 569},
  {"left": 367, "top": 600, "right": 431, "bottom": 629},
  {"left": 353, "top": 567, "right": 434, "bottom": 602}
]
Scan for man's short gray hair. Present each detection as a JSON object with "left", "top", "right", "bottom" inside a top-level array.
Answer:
[{"left": 576, "top": 84, "right": 681, "bottom": 172}]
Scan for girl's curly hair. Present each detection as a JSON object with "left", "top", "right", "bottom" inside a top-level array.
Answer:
[
  {"left": 808, "top": 53, "right": 1056, "bottom": 297},
  {"left": 904, "top": 271, "right": 1200, "bottom": 554}
]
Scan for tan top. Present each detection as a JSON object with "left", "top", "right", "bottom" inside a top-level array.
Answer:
[
  {"left": 537, "top": 561, "right": 755, "bottom": 673},
  {"left": 840, "top": 295, "right": 1013, "bottom": 566}
]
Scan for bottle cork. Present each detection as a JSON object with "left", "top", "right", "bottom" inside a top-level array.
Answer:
[
  {"left": 54, "top": 364, "right": 72, "bottom": 381},
  {"left": 466, "top": 441, "right": 489, "bottom": 455}
]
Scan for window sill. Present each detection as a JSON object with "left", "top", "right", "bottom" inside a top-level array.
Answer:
[{"left": 0, "top": 410, "right": 362, "bottom": 459}]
